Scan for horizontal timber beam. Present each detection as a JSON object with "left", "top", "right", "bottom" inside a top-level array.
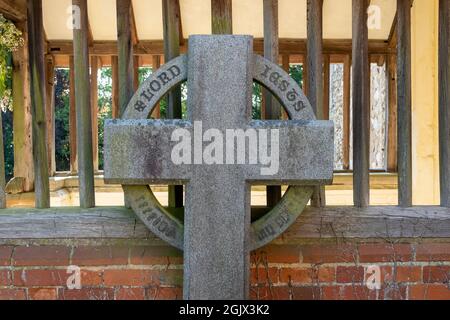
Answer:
[
  {"left": 47, "top": 39, "right": 393, "bottom": 59},
  {"left": 0, "top": 206, "right": 449, "bottom": 241},
  {"left": 0, "top": 0, "right": 26, "bottom": 22}
]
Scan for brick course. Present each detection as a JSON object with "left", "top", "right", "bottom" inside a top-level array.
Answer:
[{"left": 0, "top": 242, "right": 449, "bottom": 300}]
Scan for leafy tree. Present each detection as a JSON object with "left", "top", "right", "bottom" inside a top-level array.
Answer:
[
  {"left": 0, "top": 15, "right": 24, "bottom": 181},
  {"left": 54, "top": 69, "right": 70, "bottom": 171}
]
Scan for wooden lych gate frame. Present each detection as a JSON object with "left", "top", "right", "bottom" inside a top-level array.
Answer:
[{"left": 0, "top": 0, "right": 449, "bottom": 243}]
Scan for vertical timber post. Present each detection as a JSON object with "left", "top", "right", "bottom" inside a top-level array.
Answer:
[
  {"left": 90, "top": 56, "right": 99, "bottom": 172},
  {"left": 27, "top": 0, "right": 50, "bottom": 208},
  {"left": 69, "top": 56, "right": 78, "bottom": 173},
  {"left": 0, "top": 110, "right": 5, "bottom": 208},
  {"left": 343, "top": 54, "right": 351, "bottom": 171},
  {"left": 211, "top": 0, "right": 232, "bottom": 34},
  {"left": 352, "top": 0, "right": 370, "bottom": 207},
  {"left": 307, "top": 0, "right": 326, "bottom": 207},
  {"left": 323, "top": 54, "right": 330, "bottom": 120},
  {"left": 387, "top": 54, "right": 398, "bottom": 173},
  {"left": 151, "top": 55, "right": 161, "bottom": 118},
  {"left": 116, "top": 0, "right": 134, "bottom": 117},
  {"left": 111, "top": 56, "right": 119, "bottom": 119},
  {"left": 397, "top": 0, "right": 413, "bottom": 207},
  {"left": 72, "top": 0, "right": 95, "bottom": 208},
  {"left": 45, "top": 56, "right": 56, "bottom": 176},
  {"left": 439, "top": 0, "right": 450, "bottom": 207},
  {"left": 163, "top": 0, "right": 183, "bottom": 207},
  {"left": 263, "top": 0, "right": 282, "bottom": 207},
  {"left": 133, "top": 55, "right": 140, "bottom": 92},
  {"left": 12, "top": 22, "right": 34, "bottom": 192},
  {"left": 117, "top": 0, "right": 135, "bottom": 207}
]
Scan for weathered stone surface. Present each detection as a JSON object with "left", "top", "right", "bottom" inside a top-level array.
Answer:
[
  {"left": 104, "top": 119, "right": 333, "bottom": 185},
  {"left": 104, "top": 35, "right": 334, "bottom": 300},
  {"left": 6, "top": 177, "right": 26, "bottom": 195}
]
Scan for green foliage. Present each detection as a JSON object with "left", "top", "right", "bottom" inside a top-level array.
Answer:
[
  {"left": 0, "top": 14, "right": 24, "bottom": 111},
  {"left": 54, "top": 69, "right": 70, "bottom": 171},
  {"left": 2, "top": 109, "right": 13, "bottom": 180},
  {"left": 0, "top": 15, "right": 24, "bottom": 181},
  {"left": 289, "top": 64, "right": 304, "bottom": 89},
  {"left": 98, "top": 67, "right": 113, "bottom": 170}
]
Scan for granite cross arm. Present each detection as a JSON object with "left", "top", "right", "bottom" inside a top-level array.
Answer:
[{"left": 104, "top": 119, "right": 333, "bottom": 186}]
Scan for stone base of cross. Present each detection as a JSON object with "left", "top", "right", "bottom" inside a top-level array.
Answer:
[{"left": 104, "top": 35, "right": 334, "bottom": 300}]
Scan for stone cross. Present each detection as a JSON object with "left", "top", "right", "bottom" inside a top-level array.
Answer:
[{"left": 104, "top": 36, "right": 333, "bottom": 300}]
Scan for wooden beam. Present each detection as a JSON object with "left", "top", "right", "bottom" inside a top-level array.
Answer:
[
  {"left": 307, "top": 0, "right": 325, "bottom": 207},
  {"left": 111, "top": 56, "right": 119, "bottom": 119},
  {"left": 343, "top": 54, "right": 351, "bottom": 171},
  {"left": 397, "top": 0, "right": 412, "bottom": 207},
  {"left": 323, "top": 53, "right": 330, "bottom": 120},
  {"left": 69, "top": 56, "right": 78, "bottom": 173},
  {"left": 388, "top": 13, "right": 398, "bottom": 49},
  {"left": 281, "top": 54, "right": 290, "bottom": 120},
  {"left": 163, "top": 0, "right": 183, "bottom": 208},
  {"left": 263, "top": 0, "right": 282, "bottom": 207},
  {"left": 211, "top": 0, "right": 232, "bottom": 34},
  {"left": 352, "top": 0, "right": 370, "bottom": 207},
  {"left": 1, "top": 206, "right": 450, "bottom": 240},
  {"left": 116, "top": 0, "right": 134, "bottom": 118},
  {"left": 151, "top": 55, "right": 161, "bottom": 119},
  {"left": 0, "top": 0, "right": 26, "bottom": 22},
  {"left": 133, "top": 55, "right": 139, "bottom": 91},
  {"left": 175, "top": 0, "right": 184, "bottom": 46},
  {"left": 45, "top": 55, "right": 56, "bottom": 176},
  {"left": 0, "top": 108, "right": 5, "bottom": 208},
  {"left": 72, "top": 0, "right": 95, "bottom": 208},
  {"left": 439, "top": 0, "right": 450, "bottom": 207},
  {"left": 12, "top": 22, "right": 34, "bottom": 192},
  {"left": 90, "top": 56, "right": 99, "bottom": 172},
  {"left": 387, "top": 54, "right": 398, "bottom": 172},
  {"left": 46, "top": 39, "right": 393, "bottom": 57},
  {"left": 27, "top": 0, "right": 50, "bottom": 208},
  {"left": 129, "top": 1, "right": 139, "bottom": 45}
]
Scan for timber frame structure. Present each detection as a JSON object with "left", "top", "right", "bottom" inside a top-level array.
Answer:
[{"left": 0, "top": 0, "right": 449, "bottom": 245}]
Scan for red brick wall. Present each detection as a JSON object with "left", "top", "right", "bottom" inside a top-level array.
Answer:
[{"left": 0, "top": 242, "right": 449, "bottom": 300}]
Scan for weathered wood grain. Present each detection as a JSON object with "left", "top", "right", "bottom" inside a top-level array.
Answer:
[
  {"left": 211, "top": 0, "right": 232, "bottom": 34},
  {"left": 27, "top": 0, "right": 50, "bottom": 208},
  {"left": 116, "top": 0, "right": 134, "bottom": 117},
  {"left": 352, "top": 0, "right": 370, "bottom": 207},
  {"left": 69, "top": 56, "right": 78, "bottom": 173},
  {"left": 397, "top": 0, "right": 412, "bottom": 207},
  {"left": 343, "top": 54, "right": 351, "bottom": 170},
  {"left": 263, "top": 0, "right": 282, "bottom": 207},
  {"left": 0, "top": 206, "right": 449, "bottom": 241},
  {"left": 45, "top": 56, "right": 56, "bottom": 176},
  {"left": 387, "top": 54, "right": 398, "bottom": 173},
  {"left": 307, "top": 0, "right": 326, "bottom": 207},
  {"left": 90, "top": 56, "right": 99, "bottom": 172},
  {"left": 72, "top": 0, "right": 95, "bottom": 208},
  {"left": 111, "top": 56, "right": 119, "bottom": 119},
  {"left": 46, "top": 39, "right": 394, "bottom": 60},
  {"left": 163, "top": 0, "right": 183, "bottom": 208},
  {"left": 439, "top": 0, "right": 450, "bottom": 207},
  {"left": 151, "top": 55, "right": 161, "bottom": 119},
  {"left": 12, "top": 23, "right": 34, "bottom": 192}
]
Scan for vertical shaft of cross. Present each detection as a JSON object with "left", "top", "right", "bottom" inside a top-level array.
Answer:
[{"left": 183, "top": 36, "right": 253, "bottom": 300}]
